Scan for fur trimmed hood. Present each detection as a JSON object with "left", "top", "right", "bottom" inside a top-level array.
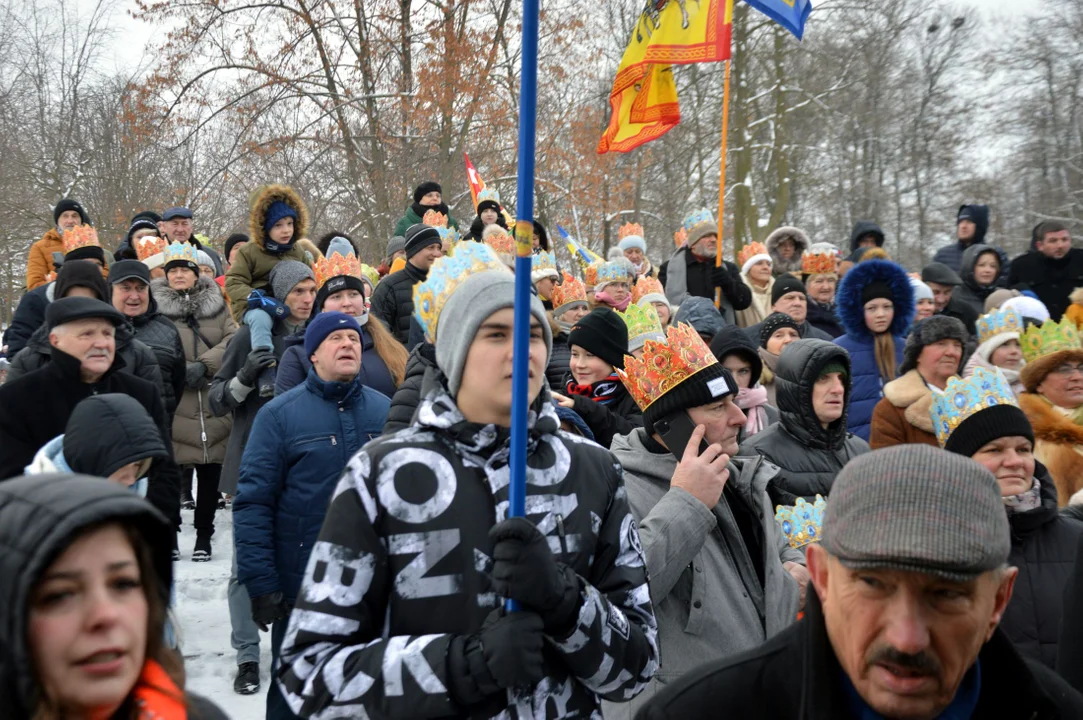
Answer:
[
  {"left": 1018, "top": 391, "right": 1083, "bottom": 505},
  {"left": 765, "top": 226, "right": 810, "bottom": 276},
  {"left": 249, "top": 184, "right": 309, "bottom": 248},
  {"left": 151, "top": 275, "right": 227, "bottom": 320},
  {"left": 835, "top": 259, "right": 915, "bottom": 340},
  {"left": 882, "top": 369, "right": 935, "bottom": 433}
]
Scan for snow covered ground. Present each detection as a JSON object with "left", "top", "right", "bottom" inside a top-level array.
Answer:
[{"left": 175, "top": 504, "right": 272, "bottom": 718}]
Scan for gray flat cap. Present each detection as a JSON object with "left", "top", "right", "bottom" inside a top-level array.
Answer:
[{"left": 821, "top": 444, "right": 1010, "bottom": 581}]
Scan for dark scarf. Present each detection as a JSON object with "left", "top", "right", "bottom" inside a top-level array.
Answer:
[
  {"left": 566, "top": 373, "right": 623, "bottom": 405},
  {"left": 412, "top": 201, "right": 450, "bottom": 220}
]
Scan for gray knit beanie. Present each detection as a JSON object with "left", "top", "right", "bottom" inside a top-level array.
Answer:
[
  {"left": 435, "top": 271, "right": 553, "bottom": 397},
  {"left": 899, "top": 315, "right": 968, "bottom": 374},
  {"left": 386, "top": 235, "right": 406, "bottom": 257},
  {"left": 821, "top": 445, "right": 1010, "bottom": 581},
  {"left": 269, "top": 260, "right": 315, "bottom": 299}
]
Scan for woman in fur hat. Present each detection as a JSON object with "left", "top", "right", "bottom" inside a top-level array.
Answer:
[{"left": 764, "top": 226, "right": 810, "bottom": 278}]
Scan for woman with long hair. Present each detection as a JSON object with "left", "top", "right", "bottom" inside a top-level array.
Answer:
[
  {"left": 834, "top": 259, "right": 915, "bottom": 442},
  {"left": 0, "top": 473, "right": 228, "bottom": 718}
]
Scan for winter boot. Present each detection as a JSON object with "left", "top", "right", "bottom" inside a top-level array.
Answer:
[
  {"left": 192, "top": 533, "right": 212, "bottom": 563},
  {"left": 234, "top": 661, "right": 260, "bottom": 695}
]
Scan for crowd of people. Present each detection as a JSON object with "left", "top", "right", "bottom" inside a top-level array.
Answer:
[{"left": 2, "top": 185, "right": 1083, "bottom": 720}]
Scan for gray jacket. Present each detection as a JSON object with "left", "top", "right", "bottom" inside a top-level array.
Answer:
[{"left": 603, "top": 428, "right": 802, "bottom": 718}]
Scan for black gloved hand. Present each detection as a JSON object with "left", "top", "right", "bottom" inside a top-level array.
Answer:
[
  {"left": 251, "top": 590, "right": 290, "bottom": 632},
  {"left": 489, "top": 517, "right": 580, "bottom": 635},
  {"left": 447, "top": 608, "right": 546, "bottom": 707},
  {"left": 236, "top": 348, "right": 277, "bottom": 387},
  {"left": 710, "top": 264, "right": 732, "bottom": 288},
  {"left": 185, "top": 361, "right": 207, "bottom": 388}
]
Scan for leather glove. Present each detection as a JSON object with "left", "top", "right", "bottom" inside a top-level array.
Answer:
[
  {"left": 489, "top": 517, "right": 580, "bottom": 635},
  {"left": 236, "top": 348, "right": 277, "bottom": 387},
  {"left": 251, "top": 591, "right": 290, "bottom": 632},
  {"left": 185, "top": 361, "right": 207, "bottom": 388},
  {"left": 447, "top": 609, "right": 546, "bottom": 707},
  {"left": 710, "top": 264, "right": 732, "bottom": 288},
  {"left": 246, "top": 289, "right": 288, "bottom": 320}
]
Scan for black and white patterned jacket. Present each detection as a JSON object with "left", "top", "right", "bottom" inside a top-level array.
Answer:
[{"left": 276, "top": 379, "right": 659, "bottom": 718}]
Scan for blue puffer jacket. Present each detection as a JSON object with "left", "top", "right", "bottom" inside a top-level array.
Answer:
[
  {"left": 234, "top": 368, "right": 391, "bottom": 603},
  {"left": 834, "top": 260, "right": 915, "bottom": 442}
]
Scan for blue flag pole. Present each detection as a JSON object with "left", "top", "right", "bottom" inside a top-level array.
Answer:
[{"left": 507, "top": 0, "right": 540, "bottom": 612}]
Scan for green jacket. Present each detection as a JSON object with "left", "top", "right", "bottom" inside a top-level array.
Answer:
[
  {"left": 225, "top": 241, "right": 312, "bottom": 320},
  {"left": 392, "top": 206, "right": 459, "bottom": 238}
]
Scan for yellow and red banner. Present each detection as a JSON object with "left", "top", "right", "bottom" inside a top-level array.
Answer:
[
  {"left": 597, "top": 0, "right": 732, "bottom": 154},
  {"left": 464, "top": 153, "right": 486, "bottom": 211}
]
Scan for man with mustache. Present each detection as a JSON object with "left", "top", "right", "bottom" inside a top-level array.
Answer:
[
  {"left": 637, "top": 445, "right": 1083, "bottom": 719},
  {"left": 0, "top": 297, "right": 181, "bottom": 529},
  {"left": 232, "top": 312, "right": 391, "bottom": 720}
]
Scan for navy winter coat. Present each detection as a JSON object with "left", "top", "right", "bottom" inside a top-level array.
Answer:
[
  {"left": 233, "top": 368, "right": 390, "bottom": 603},
  {"left": 833, "top": 260, "right": 915, "bottom": 442},
  {"left": 274, "top": 324, "right": 397, "bottom": 399}
]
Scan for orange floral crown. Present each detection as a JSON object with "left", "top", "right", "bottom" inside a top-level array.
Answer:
[
  {"left": 737, "top": 241, "right": 768, "bottom": 269},
  {"left": 619, "top": 222, "right": 644, "bottom": 241},
  {"left": 584, "top": 261, "right": 602, "bottom": 289},
  {"left": 135, "top": 235, "right": 167, "bottom": 261},
  {"left": 314, "top": 249, "right": 364, "bottom": 291},
  {"left": 63, "top": 225, "right": 100, "bottom": 255},
  {"left": 674, "top": 227, "right": 688, "bottom": 248},
  {"left": 632, "top": 276, "right": 665, "bottom": 305},
  {"left": 551, "top": 271, "right": 587, "bottom": 310},
  {"left": 618, "top": 323, "right": 720, "bottom": 411},
  {"left": 801, "top": 251, "right": 837, "bottom": 276},
  {"left": 484, "top": 227, "right": 516, "bottom": 257}
]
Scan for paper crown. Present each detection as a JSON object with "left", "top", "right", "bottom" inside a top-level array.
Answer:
[
  {"left": 584, "top": 261, "right": 602, "bottom": 289},
  {"left": 596, "top": 259, "right": 634, "bottom": 287},
  {"left": 424, "top": 209, "right": 461, "bottom": 246},
  {"left": 477, "top": 187, "right": 501, "bottom": 207},
  {"left": 163, "top": 242, "right": 199, "bottom": 267},
  {"left": 360, "top": 264, "right": 380, "bottom": 289},
  {"left": 62, "top": 225, "right": 100, "bottom": 255},
  {"left": 738, "top": 242, "right": 769, "bottom": 268},
  {"left": 674, "top": 227, "right": 688, "bottom": 248},
  {"left": 619, "top": 222, "right": 644, "bottom": 241},
  {"left": 532, "top": 250, "right": 557, "bottom": 275},
  {"left": 135, "top": 235, "right": 167, "bottom": 262},
  {"left": 801, "top": 251, "right": 837, "bottom": 276},
  {"left": 1021, "top": 317, "right": 1080, "bottom": 364},
  {"left": 632, "top": 276, "right": 666, "bottom": 305},
  {"left": 930, "top": 367, "right": 1019, "bottom": 448},
  {"left": 622, "top": 302, "right": 664, "bottom": 344},
  {"left": 484, "top": 227, "right": 516, "bottom": 258},
  {"left": 413, "top": 242, "right": 510, "bottom": 342},
  {"left": 551, "top": 271, "right": 587, "bottom": 309},
  {"left": 977, "top": 307, "right": 1024, "bottom": 346},
  {"left": 775, "top": 495, "right": 826, "bottom": 549},
  {"left": 682, "top": 209, "right": 714, "bottom": 233},
  {"left": 618, "top": 323, "right": 719, "bottom": 411},
  {"left": 314, "top": 248, "right": 363, "bottom": 291}
]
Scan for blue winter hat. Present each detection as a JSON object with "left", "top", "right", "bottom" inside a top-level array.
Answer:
[
  {"left": 304, "top": 311, "right": 361, "bottom": 357},
  {"left": 264, "top": 200, "right": 298, "bottom": 234}
]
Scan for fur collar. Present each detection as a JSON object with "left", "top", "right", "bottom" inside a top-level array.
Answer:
[
  {"left": 151, "top": 276, "right": 226, "bottom": 320},
  {"left": 882, "top": 369, "right": 935, "bottom": 432},
  {"left": 1018, "top": 392, "right": 1083, "bottom": 446}
]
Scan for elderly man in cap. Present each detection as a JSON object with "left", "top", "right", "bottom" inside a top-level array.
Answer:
[
  {"left": 0, "top": 297, "right": 181, "bottom": 526},
  {"left": 637, "top": 444, "right": 1083, "bottom": 719},
  {"left": 922, "top": 261, "right": 978, "bottom": 337},
  {"left": 161, "top": 206, "right": 223, "bottom": 275}
]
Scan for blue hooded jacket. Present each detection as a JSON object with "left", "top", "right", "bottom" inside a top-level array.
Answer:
[{"left": 833, "top": 260, "right": 915, "bottom": 441}]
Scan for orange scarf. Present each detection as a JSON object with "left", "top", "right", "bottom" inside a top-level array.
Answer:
[{"left": 126, "top": 659, "right": 186, "bottom": 720}]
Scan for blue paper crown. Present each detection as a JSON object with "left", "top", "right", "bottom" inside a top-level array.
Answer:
[
  {"left": 682, "top": 209, "right": 714, "bottom": 233},
  {"left": 775, "top": 495, "right": 826, "bottom": 549},
  {"left": 163, "top": 242, "right": 199, "bottom": 266},
  {"left": 477, "top": 187, "right": 501, "bottom": 207},
  {"left": 596, "top": 259, "right": 634, "bottom": 286},
  {"left": 531, "top": 250, "right": 556, "bottom": 273},
  {"left": 976, "top": 307, "right": 1023, "bottom": 347},
  {"left": 413, "top": 242, "right": 510, "bottom": 342},
  {"left": 930, "top": 367, "right": 1019, "bottom": 447}
]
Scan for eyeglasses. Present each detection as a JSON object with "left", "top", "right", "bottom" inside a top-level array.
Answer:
[{"left": 1051, "top": 363, "right": 1083, "bottom": 377}]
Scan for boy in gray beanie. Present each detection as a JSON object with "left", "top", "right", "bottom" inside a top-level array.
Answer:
[{"left": 275, "top": 243, "right": 660, "bottom": 717}]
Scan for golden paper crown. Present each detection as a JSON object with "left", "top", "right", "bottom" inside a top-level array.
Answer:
[
  {"left": 674, "top": 227, "right": 688, "bottom": 248},
  {"left": 422, "top": 209, "right": 448, "bottom": 228},
  {"left": 413, "top": 243, "right": 510, "bottom": 342},
  {"left": 584, "top": 261, "right": 602, "bottom": 289},
  {"left": 314, "top": 249, "right": 363, "bottom": 291},
  {"left": 632, "top": 276, "right": 666, "bottom": 305},
  {"left": 484, "top": 228, "right": 516, "bottom": 257},
  {"left": 1021, "top": 317, "right": 1080, "bottom": 364},
  {"left": 135, "top": 235, "right": 167, "bottom": 262},
  {"left": 977, "top": 307, "right": 1024, "bottom": 347},
  {"left": 775, "top": 496, "right": 826, "bottom": 549},
  {"left": 622, "top": 303, "right": 664, "bottom": 346},
  {"left": 738, "top": 242, "right": 768, "bottom": 269},
  {"left": 63, "top": 225, "right": 100, "bottom": 255},
  {"left": 801, "top": 251, "right": 837, "bottom": 276},
  {"left": 551, "top": 271, "right": 587, "bottom": 311},
  {"left": 619, "top": 222, "right": 644, "bottom": 241},
  {"left": 930, "top": 367, "right": 1019, "bottom": 447},
  {"left": 618, "top": 323, "right": 720, "bottom": 411}
]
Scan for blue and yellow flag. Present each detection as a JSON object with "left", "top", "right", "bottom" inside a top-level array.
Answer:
[
  {"left": 745, "top": 0, "right": 812, "bottom": 40},
  {"left": 597, "top": 0, "right": 732, "bottom": 154}
]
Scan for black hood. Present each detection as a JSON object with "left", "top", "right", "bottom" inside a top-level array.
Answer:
[
  {"left": 849, "top": 221, "right": 885, "bottom": 252},
  {"left": 774, "top": 338, "right": 852, "bottom": 449},
  {"left": 957, "top": 204, "right": 989, "bottom": 245},
  {"left": 0, "top": 473, "right": 172, "bottom": 715},
  {"left": 710, "top": 325, "right": 763, "bottom": 387},
  {"left": 1007, "top": 463, "right": 1061, "bottom": 538},
  {"left": 960, "top": 243, "right": 1002, "bottom": 295},
  {"left": 64, "top": 394, "right": 169, "bottom": 478}
]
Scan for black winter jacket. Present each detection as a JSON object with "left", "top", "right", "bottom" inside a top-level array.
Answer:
[
  {"left": 275, "top": 378, "right": 659, "bottom": 718},
  {"left": 370, "top": 263, "right": 427, "bottom": 344},
  {"left": 382, "top": 341, "right": 436, "bottom": 434},
  {"left": 2, "top": 283, "right": 50, "bottom": 356},
  {"left": 953, "top": 244, "right": 1007, "bottom": 319},
  {"left": 0, "top": 348, "right": 181, "bottom": 526},
  {"left": 1009, "top": 247, "right": 1083, "bottom": 322},
  {"left": 737, "top": 339, "right": 868, "bottom": 500},
  {"left": 567, "top": 378, "right": 643, "bottom": 449},
  {"left": 547, "top": 332, "right": 572, "bottom": 390},
  {"left": 128, "top": 296, "right": 186, "bottom": 419},
  {"left": 659, "top": 252, "right": 751, "bottom": 316},
  {"left": 805, "top": 299, "right": 844, "bottom": 338},
  {"left": 1058, "top": 532, "right": 1083, "bottom": 693},
  {"left": 637, "top": 590, "right": 1083, "bottom": 720},
  {"left": 1002, "top": 469, "right": 1083, "bottom": 669}
]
